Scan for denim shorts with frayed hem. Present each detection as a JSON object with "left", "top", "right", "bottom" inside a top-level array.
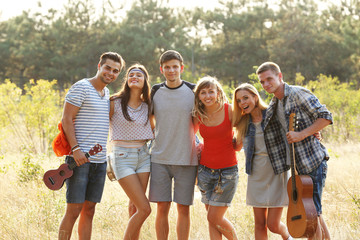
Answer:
[
  {"left": 65, "top": 156, "right": 106, "bottom": 203},
  {"left": 308, "top": 159, "right": 328, "bottom": 215},
  {"left": 197, "top": 164, "right": 239, "bottom": 207},
  {"left": 109, "top": 144, "right": 151, "bottom": 180}
]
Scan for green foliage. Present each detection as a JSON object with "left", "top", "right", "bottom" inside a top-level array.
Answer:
[
  {"left": 22, "top": 79, "right": 62, "bottom": 153},
  {"left": 1, "top": 0, "right": 359, "bottom": 89},
  {"left": 18, "top": 151, "right": 43, "bottom": 183},
  {"left": 306, "top": 74, "right": 360, "bottom": 141},
  {"left": 0, "top": 79, "right": 62, "bottom": 154},
  {"left": 0, "top": 79, "right": 22, "bottom": 128}
]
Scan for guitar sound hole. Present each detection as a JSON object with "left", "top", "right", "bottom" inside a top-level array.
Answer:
[
  {"left": 292, "top": 190, "right": 298, "bottom": 202},
  {"left": 59, "top": 170, "right": 65, "bottom": 176}
]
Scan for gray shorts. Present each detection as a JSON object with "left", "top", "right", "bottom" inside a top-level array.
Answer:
[{"left": 149, "top": 162, "right": 197, "bottom": 205}]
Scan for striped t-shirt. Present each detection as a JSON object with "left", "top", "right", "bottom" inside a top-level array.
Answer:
[{"left": 65, "top": 79, "right": 110, "bottom": 163}]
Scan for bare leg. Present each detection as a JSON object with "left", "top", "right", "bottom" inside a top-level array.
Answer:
[
  {"left": 78, "top": 200, "right": 97, "bottom": 240},
  {"left": 205, "top": 205, "right": 222, "bottom": 240},
  {"left": 129, "top": 200, "right": 136, "bottom": 218},
  {"left": 253, "top": 207, "right": 268, "bottom": 240},
  {"left": 267, "top": 208, "right": 290, "bottom": 240},
  {"left": 155, "top": 202, "right": 171, "bottom": 240},
  {"left": 177, "top": 203, "right": 191, "bottom": 240},
  {"left": 309, "top": 215, "right": 330, "bottom": 240},
  {"left": 58, "top": 203, "right": 83, "bottom": 240},
  {"left": 119, "top": 172, "right": 151, "bottom": 240},
  {"left": 319, "top": 215, "right": 330, "bottom": 240},
  {"left": 207, "top": 205, "right": 238, "bottom": 240}
]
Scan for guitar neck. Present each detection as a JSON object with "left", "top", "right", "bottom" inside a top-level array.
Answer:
[
  {"left": 289, "top": 112, "right": 297, "bottom": 189},
  {"left": 68, "top": 152, "right": 91, "bottom": 170},
  {"left": 290, "top": 143, "right": 297, "bottom": 189}
]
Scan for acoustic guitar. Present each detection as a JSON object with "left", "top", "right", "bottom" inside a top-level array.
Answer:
[
  {"left": 43, "top": 144, "right": 102, "bottom": 190},
  {"left": 286, "top": 113, "right": 318, "bottom": 238}
]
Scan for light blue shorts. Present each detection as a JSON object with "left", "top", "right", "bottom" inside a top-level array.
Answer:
[
  {"left": 197, "top": 164, "right": 239, "bottom": 207},
  {"left": 108, "top": 144, "right": 151, "bottom": 180}
]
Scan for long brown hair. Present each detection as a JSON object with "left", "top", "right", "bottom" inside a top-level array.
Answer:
[
  {"left": 232, "top": 83, "right": 268, "bottom": 142},
  {"left": 192, "top": 76, "right": 227, "bottom": 123},
  {"left": 110, "top": 64, "right": 151, "bottom": 122}
]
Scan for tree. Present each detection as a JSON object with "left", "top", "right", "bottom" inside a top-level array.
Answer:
[
  {"left": 193, "top": 0, "right": 273, "bottom": 87},
  {"left": 111, "top": 0, "right": 191, "bottom": 88},
  {"left": 0, "top": 12, "right": 44, "bottom": 88}
]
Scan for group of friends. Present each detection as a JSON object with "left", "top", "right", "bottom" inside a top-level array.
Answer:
[{"left": 58, "top": 50, "right": 333, "bottom": 240}]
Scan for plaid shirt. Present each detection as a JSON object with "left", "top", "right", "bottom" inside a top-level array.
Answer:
[{"left": 263, "top": 83, "right": 333, "bottom": 175}]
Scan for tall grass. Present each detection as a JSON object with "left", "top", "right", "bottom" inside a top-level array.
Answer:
[{"left": 0, "top": 142, "right": 359, "bottom": 239}]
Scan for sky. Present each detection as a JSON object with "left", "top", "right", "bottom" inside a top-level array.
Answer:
[
  {"left": 0, "top": 0, "right": 223, "bottom": 21},
  {"left": 0, "top": 0, "right": 342, "bottom": 22}
]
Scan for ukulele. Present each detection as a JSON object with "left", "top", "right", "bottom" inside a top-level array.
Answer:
[
  {"left": 43, "top": 144, "right": 102, "bottom": 190},
  {"left": 286, "top": 113, "right": 318, "bottom": 238}
]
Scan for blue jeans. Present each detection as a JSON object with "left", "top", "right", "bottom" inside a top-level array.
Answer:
[
  {"left": 65, "top": 156, "right": 107, "bottom": 203},
  {"left": 308, "top": 160, "right": 328, "bottom": 215},
  {"left": 197, "top": 164, "right": 239, "bottom": 207}
]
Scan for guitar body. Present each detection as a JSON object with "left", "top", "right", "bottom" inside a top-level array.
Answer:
[
  {"left": 287, "top": 175, "right": 318, "bottom": 238},
  {"left": 43, "top": 163, "right": 73, "bottom": 190}
]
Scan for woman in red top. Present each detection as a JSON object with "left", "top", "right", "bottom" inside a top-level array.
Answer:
[{"left": 193, "top": 76, "right": 240, "bottom": 240}]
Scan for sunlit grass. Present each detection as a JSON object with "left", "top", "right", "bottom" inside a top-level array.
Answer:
[{"left": 0, "top": 142, "right": 359, "bottom": 239}]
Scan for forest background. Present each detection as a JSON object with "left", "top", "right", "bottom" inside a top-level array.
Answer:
[{"left": 0, "top": 0, "right": 359, "bottom": 239}]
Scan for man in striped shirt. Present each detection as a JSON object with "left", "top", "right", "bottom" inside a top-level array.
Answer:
[
  {"left": 257, "top": 62, "right": 332, "bottom": 240},
  {"left": 59, "top": 52, "right": 125, "bottom": 240}
]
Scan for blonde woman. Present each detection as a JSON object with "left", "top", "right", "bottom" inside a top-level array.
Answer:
[
  {"left": 193, "top": 76, "right": 239, "bottom": 240},
  {"left": 232, "top": 83, "right": 292, "bottom": 240}
]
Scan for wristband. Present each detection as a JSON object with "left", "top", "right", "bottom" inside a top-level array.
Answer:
[
  {"left": 72, "top": 147, "right": 81, "bottom": 152},
  {"left": 71, "top": 144, "right": 79, "bottom": 151}
]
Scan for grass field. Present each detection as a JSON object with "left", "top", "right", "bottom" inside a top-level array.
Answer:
[{"left": 0, "top": 141, "right": 359, "bottom": 239}]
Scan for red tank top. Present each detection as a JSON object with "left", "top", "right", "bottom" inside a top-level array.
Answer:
[{"left": 199, "top": 103, "right": 237, "bottom": 169}]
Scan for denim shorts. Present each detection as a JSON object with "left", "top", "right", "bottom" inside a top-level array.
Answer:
[
  {"left": 109, "top": 144, "right": 150, "bottom": 180},
  {"left": 65, "top": 156, "right": 107, "bottom": 203},
  {"left": 197, "top": 164, "right": 239, "bottom": 207},
  {"left": 308, "top": 160, "right": 328, "bottom": 215},
  {"left": 149, "top": 162, "right": 197, "bottom": 205}
]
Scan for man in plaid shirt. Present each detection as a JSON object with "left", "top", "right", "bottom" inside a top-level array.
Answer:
[{"left": 257, "top": 62, "right": 332, "bottom": 240}]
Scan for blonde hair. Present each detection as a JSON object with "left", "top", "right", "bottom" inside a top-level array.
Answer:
[
  {"left": 192, "top": 76, "right": 227, "bottom": 123},
  {"left": 232, "top": 83, "right": 268, "bottom": 142}
]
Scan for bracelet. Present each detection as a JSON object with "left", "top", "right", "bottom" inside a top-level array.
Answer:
[
  {"left": 72, "top": 147, "right": 81, "bottom": 152},
  {"left": 71, "top": 144, "right": 79, "bottom": 151}
]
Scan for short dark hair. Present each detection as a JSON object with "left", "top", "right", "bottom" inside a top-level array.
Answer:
[
  {"left": 159, "top": 50, "right": 183, "bottom": 66},
  {"left": 99, "top": 52, "right": 125, "bottom": 71},
  {"left": 256, "top": 62, "right": 281, "bottom": 75}
]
